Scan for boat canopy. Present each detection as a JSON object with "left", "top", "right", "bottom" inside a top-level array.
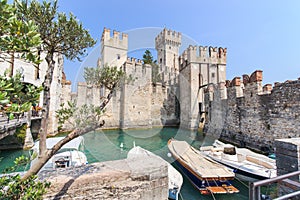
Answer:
[{"left": 31, "top": 136, "right": 84, "bottom": 153}]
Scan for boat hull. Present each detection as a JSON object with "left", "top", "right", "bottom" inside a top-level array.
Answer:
[
  {"left": 207, "top": 157, "right": 272, "bottom": 182},
  {"left": 167, "top": 139, "right": 239, "bottom": 195},
  {"left": 200, "top": 140, "right": 277, "bottom": 182},
  {"left": 174, "top": 159, "right": 237, "bottom": 194}
]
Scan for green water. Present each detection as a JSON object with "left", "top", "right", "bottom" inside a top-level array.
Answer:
[{"left": 0, "top": 127, "right": 250, "bottom": 199}]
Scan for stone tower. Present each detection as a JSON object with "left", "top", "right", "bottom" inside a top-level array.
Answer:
[
  {"left": 179, "top": 46, "right": 227, "bottom": 130},
  {"left": 101, "top": 28, "right": 128, "bottom": 68},
  {"left": 155, "top": 28, "right": 181, "bottom": 85}
]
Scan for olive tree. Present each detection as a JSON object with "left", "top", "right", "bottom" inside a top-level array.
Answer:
[
  {"left": 0, "top": 0, "right": 42, "bottom": 77},
  {"left": 0, "top": 1, "right": 48, "bottom": 199},
  {"left": 16, "top": 0, "right": 131, "bottom": 180},
  {"left": 12, "top": 0, "right": 96, "bottom": 179}
]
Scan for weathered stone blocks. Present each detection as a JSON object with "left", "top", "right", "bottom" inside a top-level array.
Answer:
[{"left": 41, "top": 156, "right": 168, "bottom": 200}]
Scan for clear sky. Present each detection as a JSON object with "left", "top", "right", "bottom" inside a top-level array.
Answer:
[{"left": 56, "top": 0, "right": 300, "bottom": 90}]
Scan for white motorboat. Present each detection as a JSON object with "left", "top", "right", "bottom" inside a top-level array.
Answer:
[
  {"left": 30, "top": 136, "right": 88, "bottom": 171},
  {"left": 200, "top": 140, "right": 277, "bottom": 182},
  {"left": 127, "top": 146, "right": 183, "bottom": 200}
]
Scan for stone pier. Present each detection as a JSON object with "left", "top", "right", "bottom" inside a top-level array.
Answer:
[
  {"left": 40, "top": 155, "right": 169, "bottom": 200},
  {"left": 275, "top": 138, "right": 300, "bottom": 199}
]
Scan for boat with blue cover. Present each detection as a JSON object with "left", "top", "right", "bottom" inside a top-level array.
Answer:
[{"left": 167, "top": 139, "right": 239, "bottom": 195}]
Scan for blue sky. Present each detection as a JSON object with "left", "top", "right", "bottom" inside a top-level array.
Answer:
[{"left": 56, "top": 0, "right": 300, "bottom": 90}]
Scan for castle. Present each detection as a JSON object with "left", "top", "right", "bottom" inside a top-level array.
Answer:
[
  {"left": 1, "top": 27, "right": 299, "bottom": 154},
  {"left": 72, "top": 28, "right": 227, "bottom": 130},
  {"left": 72, "top": 27, "right": 300, "bottom": 154}
]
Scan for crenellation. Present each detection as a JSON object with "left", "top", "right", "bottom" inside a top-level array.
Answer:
[
  {"left": 125, "top": 57, "right": 142, "bottom": 66},
  {"left": 249, "top": 70, "right": 263, "bottom": 83},
  {"left": 204, "top": 69, "right": 300, "bottom": 154},
  {"left": 101, "top": 28, "right": 128, "bottom": 43},
  {"left": 101, "top": 27, "right": 111, "bottom": 42},
  {"left": 113, "top": 30, "right": 119, "bottom": 39},
  {"left": 218, "top": 82, "right": 227, "bottom": 100},
  {"left": 186, "top": 45, "right": 198, "bottom": 62},
  {"left": 182, "top": 50, "right": 188, "bottom": 60},
  {"left": 199, "top": 46, "right": 208, "bottom": 58},
  {"left": 209, "top": 46, "right": 218, "bottom": 59},
  {"left": 225, "top": 80, "right": 231, "bottom": 88},
  {"left": 180, "top": 45, "right": 226, "bottom": 65},
  {"left": 229, "top": 77, "right": 241, "bottom": 87},
  {"left": 122, "top": 32, "right": 128, "bottom": 39},
  {"left": 242, "top": 74, "right": 250, "bottom": 85},
  {"left": 218, "top": 47, "right": 227, "bottom": 58},
  {"left": 77, "top": 82, "right": 87, "bottom": 86},
  {"left": 263, "top": 84, "right": 273, "bottom": 94},
  {"left": 155, "top": 28, "right": 181, "bottom": 44}
]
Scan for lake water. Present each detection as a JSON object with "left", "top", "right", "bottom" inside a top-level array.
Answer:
[{"left": 0, "top": 127, "right": 250, "bottom": 199}]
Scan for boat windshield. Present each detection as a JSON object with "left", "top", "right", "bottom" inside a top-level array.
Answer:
[
  {"left": 224, "top": 145, "right": 236, "bottom": 155},
  {"left": 31, "top": 136, "right": 84, "bottom": 154}
]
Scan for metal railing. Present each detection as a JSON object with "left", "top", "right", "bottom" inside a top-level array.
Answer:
[{"left": 249, "top": 170, "right": 300, "bottom": 200}]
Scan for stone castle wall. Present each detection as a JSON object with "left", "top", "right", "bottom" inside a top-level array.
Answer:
[
  {"left": 204, "top": 70, "right": 300, "bottom": 153},
  {"left": 74, "top": 58, "right": 179, "bottom": 129}
]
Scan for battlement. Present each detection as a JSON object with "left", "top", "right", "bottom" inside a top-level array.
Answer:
[
  {"left": 180, "top": 45, "right": 227, "bottom": 64},
  {"left": 155, "top": 28, "right": 181, "bottom": 48},
  {"left": 101, "top": 27, "right": 128, "bottom": 47},
  {"left": 123, "top": 57, "right": 151, "bottom": 79},
  {"left": 229, "top": 77, "right": 242, "bottom": 87},
  {"left": 125, "top": 57, "right": 143, "bottom": 66},
  {"left": 263, "top": 84, "right": 272, "bottom": 94}
]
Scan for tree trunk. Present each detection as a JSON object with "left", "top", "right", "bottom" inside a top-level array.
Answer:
[
  {"left": 22, "top": 77, "right": 117, "bottom": 180},
  {"left": 8, "top": 52, "right": 14, "bottom": 77},
  {"left": 39, "top": 53, "right": 55, "bottom": 156},
  {"left": 99, "top": 84, "right": 116, "bottom": 110},
  {"left": 21, "top": 125, "right": 98, "bottom": 180}
]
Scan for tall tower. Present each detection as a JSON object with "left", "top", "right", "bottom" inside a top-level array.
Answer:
[
  {"left": 101, "top": 28, "right": 128, "bottom": 68},
  {"left": 179, "top": 46, "right": 227, "bottom": 130},
  {"left": 155, "top": 28, "right": 181, "bottom": 84}
]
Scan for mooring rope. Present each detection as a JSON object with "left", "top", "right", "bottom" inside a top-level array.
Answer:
[
  {"left": 235, "top": 176, "right": 249, "bottom": 189},
  {"left": 179, "top": 192, "right": 184, "bottom": 200}
]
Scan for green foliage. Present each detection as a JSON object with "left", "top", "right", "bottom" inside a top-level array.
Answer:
[
  {"left": 56, "top": 101, "right": 77, "bottom": 129},
  {"left": 2, "top": 155, "right": 29, "bottom": 174},
  {"left": 0, "top": 0, "right": 42, "bottom": 64},
  {"left": 0, "top": 156, "right": 50, "bottom": 199},
  {"left": 142, "top": 49, "right": 154, "bottom": 64},
  {"left": 142, "top": 50, "right": 161, "bottom": 84},
  {"left": 56, "top": 101, "right": 105, "bottom": 130},
  {"left": 0, "top": 72, "right": 42, "bottom": 115},
  {"left": 17, "top": 0, "right": 96, "bottom": 61},
  {"left": 84, "top": 65, "right": 131, "bottom": 90},
  {"left": 0, "top": 173, "right": 50, "bottom": 200},
  {"left": 15, "top": 124, "right": 27, "bottom": 144},
  {"left": 57, "top": 66, "right": 131, "bottom": 131}
]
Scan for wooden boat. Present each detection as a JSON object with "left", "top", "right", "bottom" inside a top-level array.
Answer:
[
  {"left": 200, "top": 140, "right": 277, "bottom": 182},
  {"left": 167, "top": 139, "right": 239, "bottom": 195},
  {"left": 30, "top": 136, "right": 88, "bottom": 171},
  {"left": 127, "top": 146, "right": 183, "bottom": 200}
]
